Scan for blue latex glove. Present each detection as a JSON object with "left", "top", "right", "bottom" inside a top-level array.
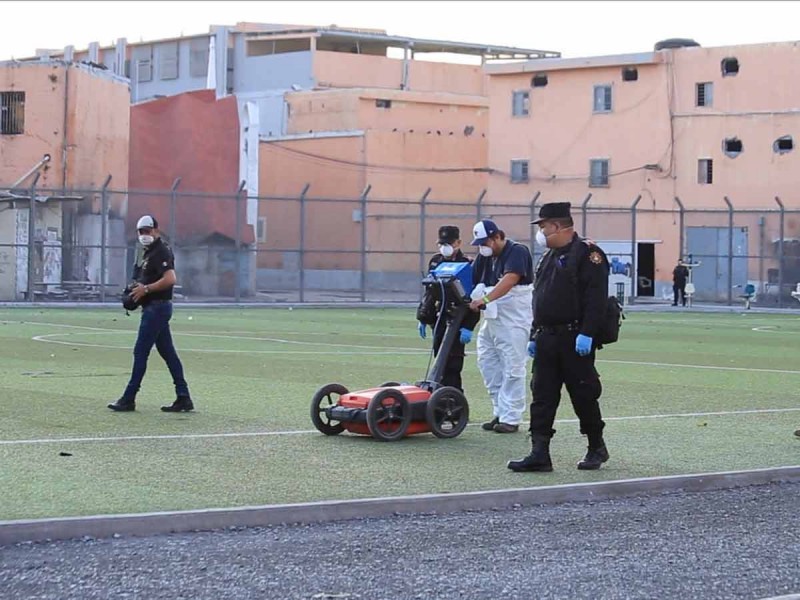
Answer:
[
  {"left": 418, "top": 322, "right": 427, "bottom": 339},
  {"left": 575, "top": 334, "right": 593, "bottom": 356},
  {"left": 459, "top": 327, "right": 472, "bottom": 344},
  {"left": 527, "top": 340, "right": 536, "bottom": 359}
]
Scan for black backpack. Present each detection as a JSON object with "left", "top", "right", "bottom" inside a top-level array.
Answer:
[{"left": 597, "top": 295, "right": 624, "bottom": 346}]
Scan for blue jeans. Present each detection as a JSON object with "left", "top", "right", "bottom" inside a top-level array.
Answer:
[{"left": 122, "top": 301, "right": 189, "bottom": 401}]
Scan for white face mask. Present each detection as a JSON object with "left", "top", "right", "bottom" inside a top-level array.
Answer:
[
  {"left": 478, "top": 245, "right": 493, "bottom": 257},
  {"left": 535, "top": 229, "right": 548, "bottom": 248},
  {"left": 138, "top": 235, "right": 154, "bottom": 246},
  {"left": 439, "top": 244, "right": 454, "bottom": 258}
]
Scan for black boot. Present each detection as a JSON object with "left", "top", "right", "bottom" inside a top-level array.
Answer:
[
  {"left": 481, "top": 417, "right": 499, "bottom": 431},
  {"left": 107, "top": 398, "right": 135, "bottom": 412},
  {"left": 161, "top": 396, "right": 194, "bottom": 412},
  {"left": 577, "top": 442, "right": 609, "bottom": 470},
  {"left": 507, "top": 434, "right": 553, "bottom": 472}
]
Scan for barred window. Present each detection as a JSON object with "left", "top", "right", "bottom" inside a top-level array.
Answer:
[
  {"left": 589, "top": 159, "right": 609, "bottom": 186},
  {"left": 0, "top": 91, "right": 25, "bottom": 135},
  {"left": 510, "top": 159, "right": 529, "bottom": 183}
]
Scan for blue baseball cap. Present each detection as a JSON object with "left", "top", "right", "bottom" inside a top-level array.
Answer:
[{"left": 471, "top": 219, "right": 500, "bottom": 245}]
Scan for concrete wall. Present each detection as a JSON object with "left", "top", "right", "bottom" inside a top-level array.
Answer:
[
  {"left": 128, "top": 89, "right": 249, "bottom": 243},
  {"left": 128, "top": 37, "right": 211, "bottom": 102},
  {"left": 232, "top": 42, "right": 314, "bottom": 93}
]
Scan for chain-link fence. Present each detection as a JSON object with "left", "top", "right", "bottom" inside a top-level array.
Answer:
[{"left": 2, "top": 181, "right": 799, "bottom": 308}]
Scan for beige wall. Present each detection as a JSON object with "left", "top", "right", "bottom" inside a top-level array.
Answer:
[
  {"left": 0, "top": 62, "right": 67, "bottom": 189},
  {"left": 313, "top": 50, "right": 485, "bottom": 95},
  {"left": 0, "top": 62, "right": 129, "bottom": 197},
  {"left": 262, "top": 87, "right": 490, "bottom": 271},
  {"left": 66, "top": 66, "right": 130, "bottom": 207}
]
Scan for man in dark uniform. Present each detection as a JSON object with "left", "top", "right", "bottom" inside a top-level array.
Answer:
[
  {"left": 416, "top": 225, "right": 480, "bottom": 392},
  {"left": 108, "top": 215, "right": 194, "bottom": 413},
  {"left": 508, "top": 202, "right": 610, "bottom": 472},
  {"left": 672, "top": 260, "right": 690, "bottom": 306}
]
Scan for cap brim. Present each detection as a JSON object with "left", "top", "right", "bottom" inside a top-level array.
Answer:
[
  {"left": 530, "top": 217, "right": 547, "bottom": 225},
  {"left": 471, "top": 237, "right": 488, "bottom": 246}
]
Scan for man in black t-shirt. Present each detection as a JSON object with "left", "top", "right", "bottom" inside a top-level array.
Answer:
[{"left": 108, "top": 215, "right": 194, "bottom": 413}]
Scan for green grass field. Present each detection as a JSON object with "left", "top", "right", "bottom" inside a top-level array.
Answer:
[{"left": 1, "top": 306, "right": 798, "bottom": 521}]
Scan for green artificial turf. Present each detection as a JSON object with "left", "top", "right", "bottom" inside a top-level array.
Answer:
[{"left": 0, "top": 307, "right": 798, "bottom": 520}]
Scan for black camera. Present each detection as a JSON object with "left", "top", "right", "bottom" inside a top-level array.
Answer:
[{"left": 121, "top": 283, "right": 139, "bottom": 312}]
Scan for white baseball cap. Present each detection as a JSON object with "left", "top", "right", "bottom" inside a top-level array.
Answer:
[{"left": 136, "top": 215, "right": 159, "bottom": 230}]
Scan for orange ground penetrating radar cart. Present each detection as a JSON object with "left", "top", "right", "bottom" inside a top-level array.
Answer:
[{"left": 310, "top": 262, "right": 474, "bottom": 442}]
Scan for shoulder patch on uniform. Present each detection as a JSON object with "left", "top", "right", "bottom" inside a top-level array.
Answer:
[{"left": 589, "top": 251, "right": 603, "bottom": 265}]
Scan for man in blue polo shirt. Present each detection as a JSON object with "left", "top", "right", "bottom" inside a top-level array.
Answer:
[{"left": 468, "top": 219, "right": 534, "bottom": 433}]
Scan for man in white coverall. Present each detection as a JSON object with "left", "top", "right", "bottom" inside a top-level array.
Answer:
[{"left": 468, "top": 219, "right": 534, "bottom": 433}]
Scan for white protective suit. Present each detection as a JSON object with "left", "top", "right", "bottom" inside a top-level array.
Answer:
[{"left": 472, "top": 282, "right": 533, "bottom": 425}]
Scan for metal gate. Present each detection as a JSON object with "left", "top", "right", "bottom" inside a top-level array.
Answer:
[{"left": 686, "top": 226, "right": 748, "bottom": 301}]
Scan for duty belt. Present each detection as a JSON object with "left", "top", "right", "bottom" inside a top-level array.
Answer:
[{"left": 535, "top": 322, "right": 579, "bottom": 335}]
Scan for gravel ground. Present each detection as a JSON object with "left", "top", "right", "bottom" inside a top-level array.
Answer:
[{"left": 2, "top": 482, "right": 799, "bottom": 600}]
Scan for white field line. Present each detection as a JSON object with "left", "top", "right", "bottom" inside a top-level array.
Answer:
[
  {"left": 8, "top": 317, "right": 800, "bottom": 368},
  {"left": 2, "top": 407, "right": 799, "bottom": 446},
  {"left": 597, "top": 359, "right": 800, "bottom": 375}
]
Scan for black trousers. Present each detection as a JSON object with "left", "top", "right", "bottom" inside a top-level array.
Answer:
[
  {"left": 673, "top": 283, "right": 686, "bottom": 306},
  {"left": 432, "top": 322, "right": 466, "bottom": 392},
  {"left": 529, "top": 330, "right": 604, "bottom": 443}
]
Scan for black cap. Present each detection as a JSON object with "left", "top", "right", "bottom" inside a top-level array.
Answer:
[
  {"left": 437, "top": 225, "right": 460, "bottom": 244},
  {"left": 531, "top": 202, "right": 572, "bottom": 224}
]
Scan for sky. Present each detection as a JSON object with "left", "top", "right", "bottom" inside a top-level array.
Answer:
[{"left": 1, "top": 0, "right": 799, "bottom": 61}]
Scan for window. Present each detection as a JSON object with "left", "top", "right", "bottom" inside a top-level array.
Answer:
[
  {"left": 257, "top": 217, "right": 267, "bottom": 243},
  {"left": 136, "top": 58, "right": 152, "bottom": 82},
  {"left": 375, "top": 99, "right": 392, "bottom": 108},
  {"left": 512, "top": 90, "right": 530, "bottom": 116},
  {"left": 774, "top": 135, "right": 794, "bottom": 154},
  {"left": 589, "top": 159, "right": 609, "bottom": 187},
  {"left": 189, "top": 38, "right": 210, "bottom": 78},
  {"left": 159, "top": 42, "right": 179, "bottom": 80},
  {"left": 0, "top": 91, "right": 25, "bottom": 135},
  {"left": 696, "top": 82, "right": 713, "bottom": 107},
  {"left": 531, "top": 74, "right": 548, "bottom": 87},
  {"left": 621, "top": 67, "right": 638, "bottom": 82},
  {"left": 723, "top": 137, "right": 742, "bottom": 158},
  {"left": 698, "top": 159, "right": 713, "bottom": 184},
  {"left": 721, "top": 57, "right": 739, "bottom": 76},
  {"left": 593, "top": 84, "right": 612, "bottom": 112},
  {"left": 510, "top": 159, "right": 529, "bottom": 183}
]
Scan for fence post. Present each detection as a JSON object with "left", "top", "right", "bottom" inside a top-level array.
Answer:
[
  {"left": 298, "top": 183, "right": 310, "bottom": 303},
  {"left": 629, "top": 195, "right": 642, "bottom": 305},
  {"left": 581, "top": 193, "right": 592, "bottom": 238},
  {"left": 235, "top": 180, "right": 246, "bottom": 303},
  {"left": 168, "top": 178, "right": 181, "bottom": 247},
  {"left": 674, "top": 197, "right": 685, "bottom": 259},
  {"left": 775, "top": 196, "right": 785, "bottom": 308},
  {"left": 529, "top": 191, "right": 541, "bottom": 263},
  {"left": 99, "top": 175, "right": 112, "bottom": 303},
  {"left": 723, "top": 196, "right": 734, "bottom": 306},
  {"left": 418, "top": 188, "right": 431, "bottom": 296},
  {"left": 359, "top": 184, "right": 372, "bottom": 302},
  {"left": 475, "top": 189, "right": 486, "bottom": 221},
  {"left": 26, "top": 173, "right": 41, "bottom": 303}
]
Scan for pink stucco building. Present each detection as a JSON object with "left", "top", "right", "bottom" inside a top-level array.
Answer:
[{"left": 486, "top": 40, "right": 800, "bottom": 302}]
